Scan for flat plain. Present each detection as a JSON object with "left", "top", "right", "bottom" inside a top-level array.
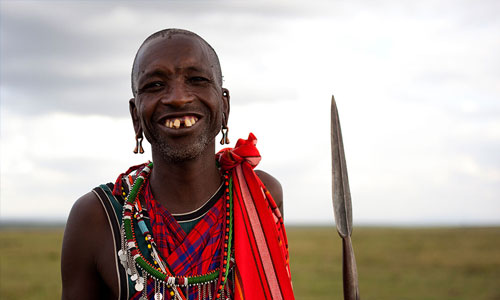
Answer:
[{"left": 1, "top": 226, "right": 499, "bottom": 300}]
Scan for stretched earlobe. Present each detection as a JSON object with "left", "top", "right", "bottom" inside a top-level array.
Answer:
[
  {"left": 222, "top": 88, "right": 230, "bottom": 112},
  {"left": 129, "top": 98, "right": 144, "bottom": 154}
]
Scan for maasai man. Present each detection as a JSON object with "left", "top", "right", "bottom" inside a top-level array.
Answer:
[{"left": 62, "top": 29, "right": 295, "bottom": 300}]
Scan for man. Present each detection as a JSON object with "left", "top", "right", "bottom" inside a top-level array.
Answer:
[{"left": 62, "top": 29, "right": 295, "bottom": 300}]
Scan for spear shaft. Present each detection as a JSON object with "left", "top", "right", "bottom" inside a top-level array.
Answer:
[{"left": 331, "top": 95, "right": 360, "bottom": 300}]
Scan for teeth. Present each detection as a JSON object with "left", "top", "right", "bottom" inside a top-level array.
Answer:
[{"left": 164, "top": 116, "right": 198, "bottom": 129}]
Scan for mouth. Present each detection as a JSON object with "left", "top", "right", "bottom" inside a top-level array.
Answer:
[{"left": 162, "top": 115, "right": 200, "bottom": 129}]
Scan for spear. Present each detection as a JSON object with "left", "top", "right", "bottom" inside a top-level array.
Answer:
[{"left": 331, "top": 95, "right": 360, "bottom": 300}]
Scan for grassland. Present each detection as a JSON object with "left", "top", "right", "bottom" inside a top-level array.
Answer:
[
  {"left": 1, "top": 226, "right": 499, "bottom": 300},
  {"left": 288, "top": 226, "right": 500, "bottom": 300}
]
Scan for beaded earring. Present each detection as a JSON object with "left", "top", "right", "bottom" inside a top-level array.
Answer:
[{"left": 133, "top": 132, "right": 145, "bottom": 154}]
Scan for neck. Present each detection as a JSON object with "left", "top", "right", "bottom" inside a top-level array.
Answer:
[{"left": 149, "top": 144, "right": 222, "bottom": 214}]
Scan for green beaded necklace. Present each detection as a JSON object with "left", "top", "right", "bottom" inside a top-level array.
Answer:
[{"left": 119, "top": 162, "right": 234, "bottom": 299}]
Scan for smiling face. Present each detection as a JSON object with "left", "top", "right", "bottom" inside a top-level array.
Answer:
[{"left": 130, "top": 34, "right": 229, "bottom": 162}]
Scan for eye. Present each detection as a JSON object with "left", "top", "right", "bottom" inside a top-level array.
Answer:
[
  {"left": 188, "top": 76, "right": 210, "bottom": 84},
  {"left": 138, "top": 81, "right": 165, "bottom": 94}
]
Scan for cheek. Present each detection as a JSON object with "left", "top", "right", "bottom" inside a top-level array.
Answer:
[
  {"left": 210, "top": 102, "right": 223, "bottom": 124},
  {"left": 135, "top": 100, "right": 155, "bottom": 132},
  {"left": 137, "top": 97, "right": 155, "bottom": 118}
]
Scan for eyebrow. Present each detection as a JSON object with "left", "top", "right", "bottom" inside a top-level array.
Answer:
[
  {"left": 138, "top": 66, "right": 212, "bottom": 83},
  {"left": 137, "top": 70, "right": 169, "bottom": 85},
  {"left": 178, "top": 65, "right": 212, "bottom": 75}
]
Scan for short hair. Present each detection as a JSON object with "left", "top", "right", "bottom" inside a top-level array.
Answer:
[{"left": 131, "top": 29, "right": 223, "bottom": 96}]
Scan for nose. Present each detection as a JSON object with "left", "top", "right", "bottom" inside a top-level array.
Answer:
[{"left": 161, "top": 79, "right": 194, "bottom": 107}]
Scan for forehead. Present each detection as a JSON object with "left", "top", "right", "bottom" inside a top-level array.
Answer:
[{"left": 135, "top": 35, "right": 214, "bottom": 76}]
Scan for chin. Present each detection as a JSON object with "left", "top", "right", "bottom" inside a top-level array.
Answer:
[
  {"left": 152, "top": 135, "right": 212, "bottom": 163},
  {"left": 148, "top": 122, "right": 220, "bottom": 162}
]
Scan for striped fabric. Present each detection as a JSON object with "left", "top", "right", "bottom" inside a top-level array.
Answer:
[{"left": 217, "top": 133, "right": 295, "bottom": 300}]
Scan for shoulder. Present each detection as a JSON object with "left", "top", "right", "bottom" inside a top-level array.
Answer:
[
  {"left": 61, "top": 189, "right": 117, "bottom": 299},
  {"left": 62, "top": 190, "right": 109, "bottom": 272},
  {"left": 255, "top": 170, "right": 284, "bottom": 217},
  {"left": 63, "top": 191, "right": 108, "bottom": 242},
  {"left": 63, "top": 191, "right": 106, "bottom": 248}
]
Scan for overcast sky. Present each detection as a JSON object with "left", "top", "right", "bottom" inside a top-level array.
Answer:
[{"left": 1, "top": 0, "right": 499, "bottom": 225}]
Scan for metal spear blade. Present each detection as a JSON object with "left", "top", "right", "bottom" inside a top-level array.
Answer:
[
  {"left": 331, "top": 95, "right": 353, "bottom": 238},
  {"left": 331, "top": 95, "right": 360, "bottom": 300}
]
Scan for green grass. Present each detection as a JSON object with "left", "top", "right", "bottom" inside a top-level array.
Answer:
[
  {"left": 1, "top": 226, "right": 499, "bottom": 300},
  {"left": 0, "top": 228, "right": 63, "bottom": 300},
  {"left": 287, "top": 226, "right": 500, "bottom": 300}
]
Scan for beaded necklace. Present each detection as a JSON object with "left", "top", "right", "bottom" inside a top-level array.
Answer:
[{"left": 118, "top": 162, "right": 234, "bottom": 300}]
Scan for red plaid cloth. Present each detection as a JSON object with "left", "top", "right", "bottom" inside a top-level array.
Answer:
[
  {"left": 143, "top": 183, "right": 224, "bottom": 275},
  {"left": 130, "top": 183, "right": 226, "bottom": 300}
]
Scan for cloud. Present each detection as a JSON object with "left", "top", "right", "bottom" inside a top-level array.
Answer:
[
  {"left": 1, "top": 0, "right": 499, "bottom": 224},
  {"left": 0, "top": 0, "right": 328, "bottom": 116}
]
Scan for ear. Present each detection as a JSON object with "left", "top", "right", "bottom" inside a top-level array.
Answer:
[
  {"left": 222, "top": 88, "right": 230, "bottom": 126},
  {"left": 129, "top": 98, "right": 142, "bottom": 136}
]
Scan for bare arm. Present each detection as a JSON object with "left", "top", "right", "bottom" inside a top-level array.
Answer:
[
  {"left": 255, "top": 170, "right": 284, "bottom": 218},
  {"left": 61, "top": 192, "right": 116, "bottom": 299}
]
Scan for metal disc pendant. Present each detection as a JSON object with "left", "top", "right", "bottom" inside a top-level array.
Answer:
[
  {"left": 154, "top": 292, "right": 163, "bottom": 300},
  {"left": 135, "top": 282, "right": 144, "bottom": 291},
  {"left": 131, "top": 273, "right": 138, "bottom": 281},
  {"left": 127, "top": 268, "right": 132, "bottom": 275},
  {"left": 118, "top": 250, "right": 127, "bottom": 262}
]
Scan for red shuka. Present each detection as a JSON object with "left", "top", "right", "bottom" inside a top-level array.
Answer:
[{"left": 217, "top": 133, "right": 295, "bottom": 300}]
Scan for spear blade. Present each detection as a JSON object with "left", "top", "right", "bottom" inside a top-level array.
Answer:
[
  {"left": 331, "top": 95, "right": 352, "bottom": 238},
  {"left": 331, "top": 95, "right": 360, "bottom": 300}
]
